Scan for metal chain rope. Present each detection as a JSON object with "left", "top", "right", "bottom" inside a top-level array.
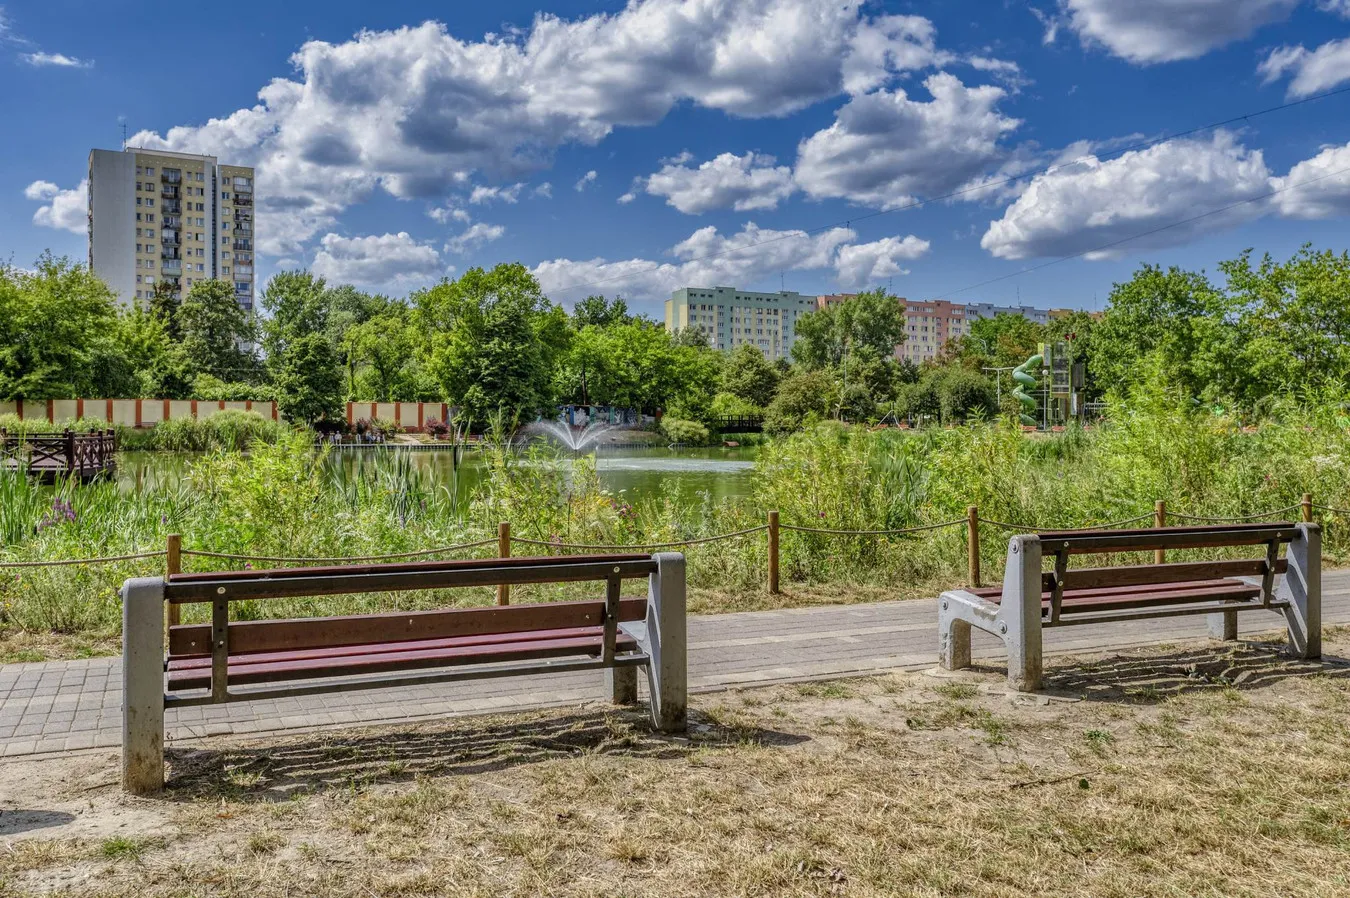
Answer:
[
  {"left": 179, "top": 538, "right": 499, "bottom": 565},
  {"left": 511, "top": 525, "right": 770, "bottom": 552}
]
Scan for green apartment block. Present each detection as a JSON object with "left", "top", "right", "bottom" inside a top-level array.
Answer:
[{"left": 665, "top": 286, "right": 817, "bottom": 360}]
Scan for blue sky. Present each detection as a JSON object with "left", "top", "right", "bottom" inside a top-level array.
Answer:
[{"left": 4, "top": 0, "right": 1350, "bottom": 318}]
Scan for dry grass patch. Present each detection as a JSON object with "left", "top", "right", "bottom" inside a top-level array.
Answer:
[{"left": 3, "top": 635, "right": 1350, "bottom": 896}]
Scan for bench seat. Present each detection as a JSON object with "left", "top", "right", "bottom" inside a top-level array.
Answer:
[
  {"left": 969, "top": 578, "right": 1261, "bottom": 615},
  {"left": 165, "top": 624, "right": 641, "bottom": 691}
]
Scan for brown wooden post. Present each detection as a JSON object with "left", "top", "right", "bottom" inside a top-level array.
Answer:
[
  {"left": 967, "top": 504, "right": 980, "bottom": 588},
  {"left": 165, "top": 534, "right": 182, "bottom": 627},
  {"left": 1301, "top": 493, "right": 1313, "bottom": 523},
  {"left": 1154, "top": 500, "right": 1166, "bottom": 564},
  {"left": 767, "top": 510, "right": 780, "bottom": 595},
  {"left": 497, "top": 522, "right": 511, "bottom": 605},
  {"left": 64, "top": 429, "right": 75, "bottom": 473}
]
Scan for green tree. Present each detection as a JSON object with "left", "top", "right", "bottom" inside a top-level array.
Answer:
[
  {"left": 148, "top": 279, "right": 183, "bottom": 340},
  {"left": 763, "top": 370, "right": 838, "bottom": 433},
  {"left": 0, "top": 254, "right": 121, "bottom": 399},
  {"left": 571, "top": 295, "right": 631, "bottom": 328},
  {"left": 178, "top": 280, "right": 258, "bottom": 381},
  {"left": 1091, "top": 265, "right": 1224, "bottom": 400},
  {"left": 345, "top": 307, "right": 418, "bottom": 401},
  {"left": 720, "top": 343, "right": 779, "bottom": 408},
  {"left": 273, "top": 332, "right": 344, "bottom": 424},
  {"left": 414, "top": 264, "right": 569, "bottom": 424},
  {"left": 260, "top": 270, "right": 330, "bottom": 363},
  {"left": 792, "top": 290, "right": 907, "bottom": 370}
]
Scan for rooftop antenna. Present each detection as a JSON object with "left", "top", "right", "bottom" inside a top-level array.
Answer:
[
  {"left": 780, "top": 270, "right": 784, "bottom": 292},
  {"left": 121, "top": 123, "right": 127, "bottom": 150}
]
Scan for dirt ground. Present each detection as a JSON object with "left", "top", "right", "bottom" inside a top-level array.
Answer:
[{"left": 3, "top": 630, "right": 1350, "bottom": 897}]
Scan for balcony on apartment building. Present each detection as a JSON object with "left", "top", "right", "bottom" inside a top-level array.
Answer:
[
  {"left": 231, "top": 193, "right": 252, "bottom": 206},
  {"left": 161, "top": 170, "right": 182, "bottom": 184},
  {"left": 160, "top": 248, "right": 181, "bottom": 261},
  {"left": 160, "top": 232, "right": 180, "bottom": 245},
  {"left": 160, "top": 260, "right": 183, "bottom": 275},
  {"left": 161, "top": 184, "right": 179, "bottom": 199},
  {"left": 161, "top": 200, "right": 181, "bottom": 215},
  {"left": 232, "top": 181, "right": 253, "bottom": 194},
  {"left": 232, "top": 239, "right": 252, "bottom": 251}
]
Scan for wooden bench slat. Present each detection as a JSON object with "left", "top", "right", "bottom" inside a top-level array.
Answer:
[
  {"left": 165, "top": 558, "right": 659, "bottom": 603},
  {"left": 165, "top": 632, "right": 636, "bottom": 691},
  {"left": 974, "top": 580, "right": 1260, "bottom": 615},
  {"left": 168, "top": 553, "right": 651, "bottom": 584},
  {"left": 1035, "top": 523, "right": 1296, "bottom": 554},
  {"left": 970, "top": 578, "right": 1250, "bottom": 601},
  {"left": 168, "top": 597, "right": 648, "bottom": 657},
  {"left": 167, "top": 624, "right": 614, "bottom": 669},
  {"left": 1043, "top": 558, "right": 1287, "bottom": 591}
]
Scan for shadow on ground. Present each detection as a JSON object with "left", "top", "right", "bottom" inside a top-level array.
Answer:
[
  {"left": 1040, "top": 637, "right": 1350, "bottom": 704},
  {"left": 163, "top": 706, "right": 806, "bottom": 803},
  {"left": 0, "top": 809, "right": 76, "bottom": 836}
]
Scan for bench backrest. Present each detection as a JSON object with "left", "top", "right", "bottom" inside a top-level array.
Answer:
[
  {"left": 163, "top": 553, "right": 662, "bottom": 695},
  {"left": 1030, "top": 523, "right": 1296, "bottom": 622}
]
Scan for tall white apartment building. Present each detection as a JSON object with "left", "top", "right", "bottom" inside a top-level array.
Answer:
[
  {"left": 87, "top": 147, "right": 255, "bottom": 311},
  {"left": 665, "top": 286, "right": 817, "bottom": 361}
]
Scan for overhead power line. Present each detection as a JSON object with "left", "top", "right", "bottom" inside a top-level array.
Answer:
[
  {"left": 918, "top": 163, "right": 1350, "bottom": 303},
  {"left": 545, "top": 83, "right": 1350, "bottom": 296}
]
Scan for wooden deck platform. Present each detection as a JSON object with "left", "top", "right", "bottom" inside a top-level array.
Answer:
[{"left": 0, "top": 429, "right": 118, "bottom": 482}]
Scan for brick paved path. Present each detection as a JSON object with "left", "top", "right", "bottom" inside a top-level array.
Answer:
[{"left": 4, "top": 574, "right": 1348, "bottom": 758}]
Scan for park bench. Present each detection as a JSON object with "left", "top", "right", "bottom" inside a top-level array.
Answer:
[
  {"left": 937, "top": 522, "right": 1321, "bottom": 691},
  {"left": 120, "top": 552, "right": 687, "bottom": 794}
]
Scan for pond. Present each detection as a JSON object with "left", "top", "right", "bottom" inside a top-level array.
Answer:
[{"left": 115, "top": 444, "right": 760, "bottom": 508}]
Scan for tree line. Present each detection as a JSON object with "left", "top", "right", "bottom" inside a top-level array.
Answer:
[{"left": 2, "top": 244, "right": 1346, "bottom": 430}]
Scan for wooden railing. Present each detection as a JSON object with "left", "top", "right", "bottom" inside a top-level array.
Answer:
[{"left": 0, "top": 429, "right": 117, "bottom": 476}]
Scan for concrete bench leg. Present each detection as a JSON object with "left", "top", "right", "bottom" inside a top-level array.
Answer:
[
  {"left": 643, "top": 552, "right": 687, "bottom": 733},
  {"left": 122, "top": 577, "right": 165, "bottom": 794},
  {"left": 938, "top": 614, "right": 971, "bottom": 671},
  {"left": 606, "top": 666, "right": 638, "bottom": 705},
  {"left": 1280, "top": 522, "right": 1321, "bottom": 659},
  {"left": 1207, "top": 610, "right": 1238, "bottom": 642},
  {"left": 1002, "top": 535, "right": 1043, "bottom": 692}
]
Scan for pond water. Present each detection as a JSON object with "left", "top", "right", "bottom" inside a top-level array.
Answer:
[{"left": 115, "top": 445, "right": 760, "bottom": 507}]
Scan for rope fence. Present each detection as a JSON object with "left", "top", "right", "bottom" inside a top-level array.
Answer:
[
  {"left": 178, "top": 538, "right": 499, "bottom": 566},
  {"left": 0, "top": 491, "right": 1329, "bottom": 600}
]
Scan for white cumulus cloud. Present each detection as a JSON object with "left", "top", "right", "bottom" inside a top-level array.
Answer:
[
  {"left": 834, "top": 235, "right": 931, "bottom": 287},
  {"left": 980, "top": 133, "right": 1350, "bottom": 260},
  {"left": 532, "top": 222, "right": 927, "bottom": 300},
  {"left": 1273, "top": 142, "right": 1350, "bottom": 218},
  {"left": 25, "top": 179, "right": 87, "bottom": 234},
  {"left": 794, "top": 72, "right": 1021, "bottom": 209},
  {"left": 469, "top": 182, "right": 524, "bottom": 204},
  {"left": 20, "top": 51, "right": 91, "bottom": 68},
  {"left": 311, "top": 231, "right": 448, "bottom": 291},
  {"left": 445, "top": 222, "right": 506, "bottom": 254},
  {"left": 981, "top": 132, "right": 1273, "bottom": 260},
  {"left": 1061, "top": 0, "right": 1297, "bottom": 64},
  {"left": 1259, "top": 37, "right": 1350, "bottom": 98},
  {"left": 574, "top": 170, "right": 598, "bottom": 192},
  {"left": 638, "top": 151, "right": 795, "bottom": 213},
  {"left": 97, "top": 2, "right": 997, "bottom": 259}
]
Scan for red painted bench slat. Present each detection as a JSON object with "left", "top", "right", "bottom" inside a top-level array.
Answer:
[
  {"left": 165, "top": 631, "right": 639, "bottom": 691},
  {"left": 972, "top": 579, "right": 1259, "bottom": 615},
  {"left": 168, "top": 597, "right": 648, "bottom": 657},
  {"left": 166, "top": 624, "right": 614, "bottom": 669}
]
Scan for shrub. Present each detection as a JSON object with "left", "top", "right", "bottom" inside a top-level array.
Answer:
[
  {"left": 424, "top": 417, "right": 451, "bottom": 439},
  {"left": 660, "top": 418, "right": 711, "bottom": 445}
]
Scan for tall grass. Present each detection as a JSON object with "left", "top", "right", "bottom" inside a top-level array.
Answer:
[
  {"left": 5, "top": 386, "right": 1350, "bottom": 640},
  {"left": 0, "top": 410, "right": 289, "bottom": 452}
]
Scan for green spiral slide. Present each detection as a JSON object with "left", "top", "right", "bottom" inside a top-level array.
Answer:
[{"left": 1011, "top": 353, "right": 1042, "bottom": 427}]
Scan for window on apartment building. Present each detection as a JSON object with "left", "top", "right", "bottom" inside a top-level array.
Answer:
[
  {"left": 145, "top": 276, "right": 154, "bottom": 285},
  {"left": 136, "top": 197, "right": 142, "bottom": 206},
  {"left": 147, "top": 214, "right": 154, "bottom": 222},
  {"left": 136, "top": 275, "right": 142, "bottom": 284},
  {"left": 146, "top": 167, "right": 154, "bottom": 175}
]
